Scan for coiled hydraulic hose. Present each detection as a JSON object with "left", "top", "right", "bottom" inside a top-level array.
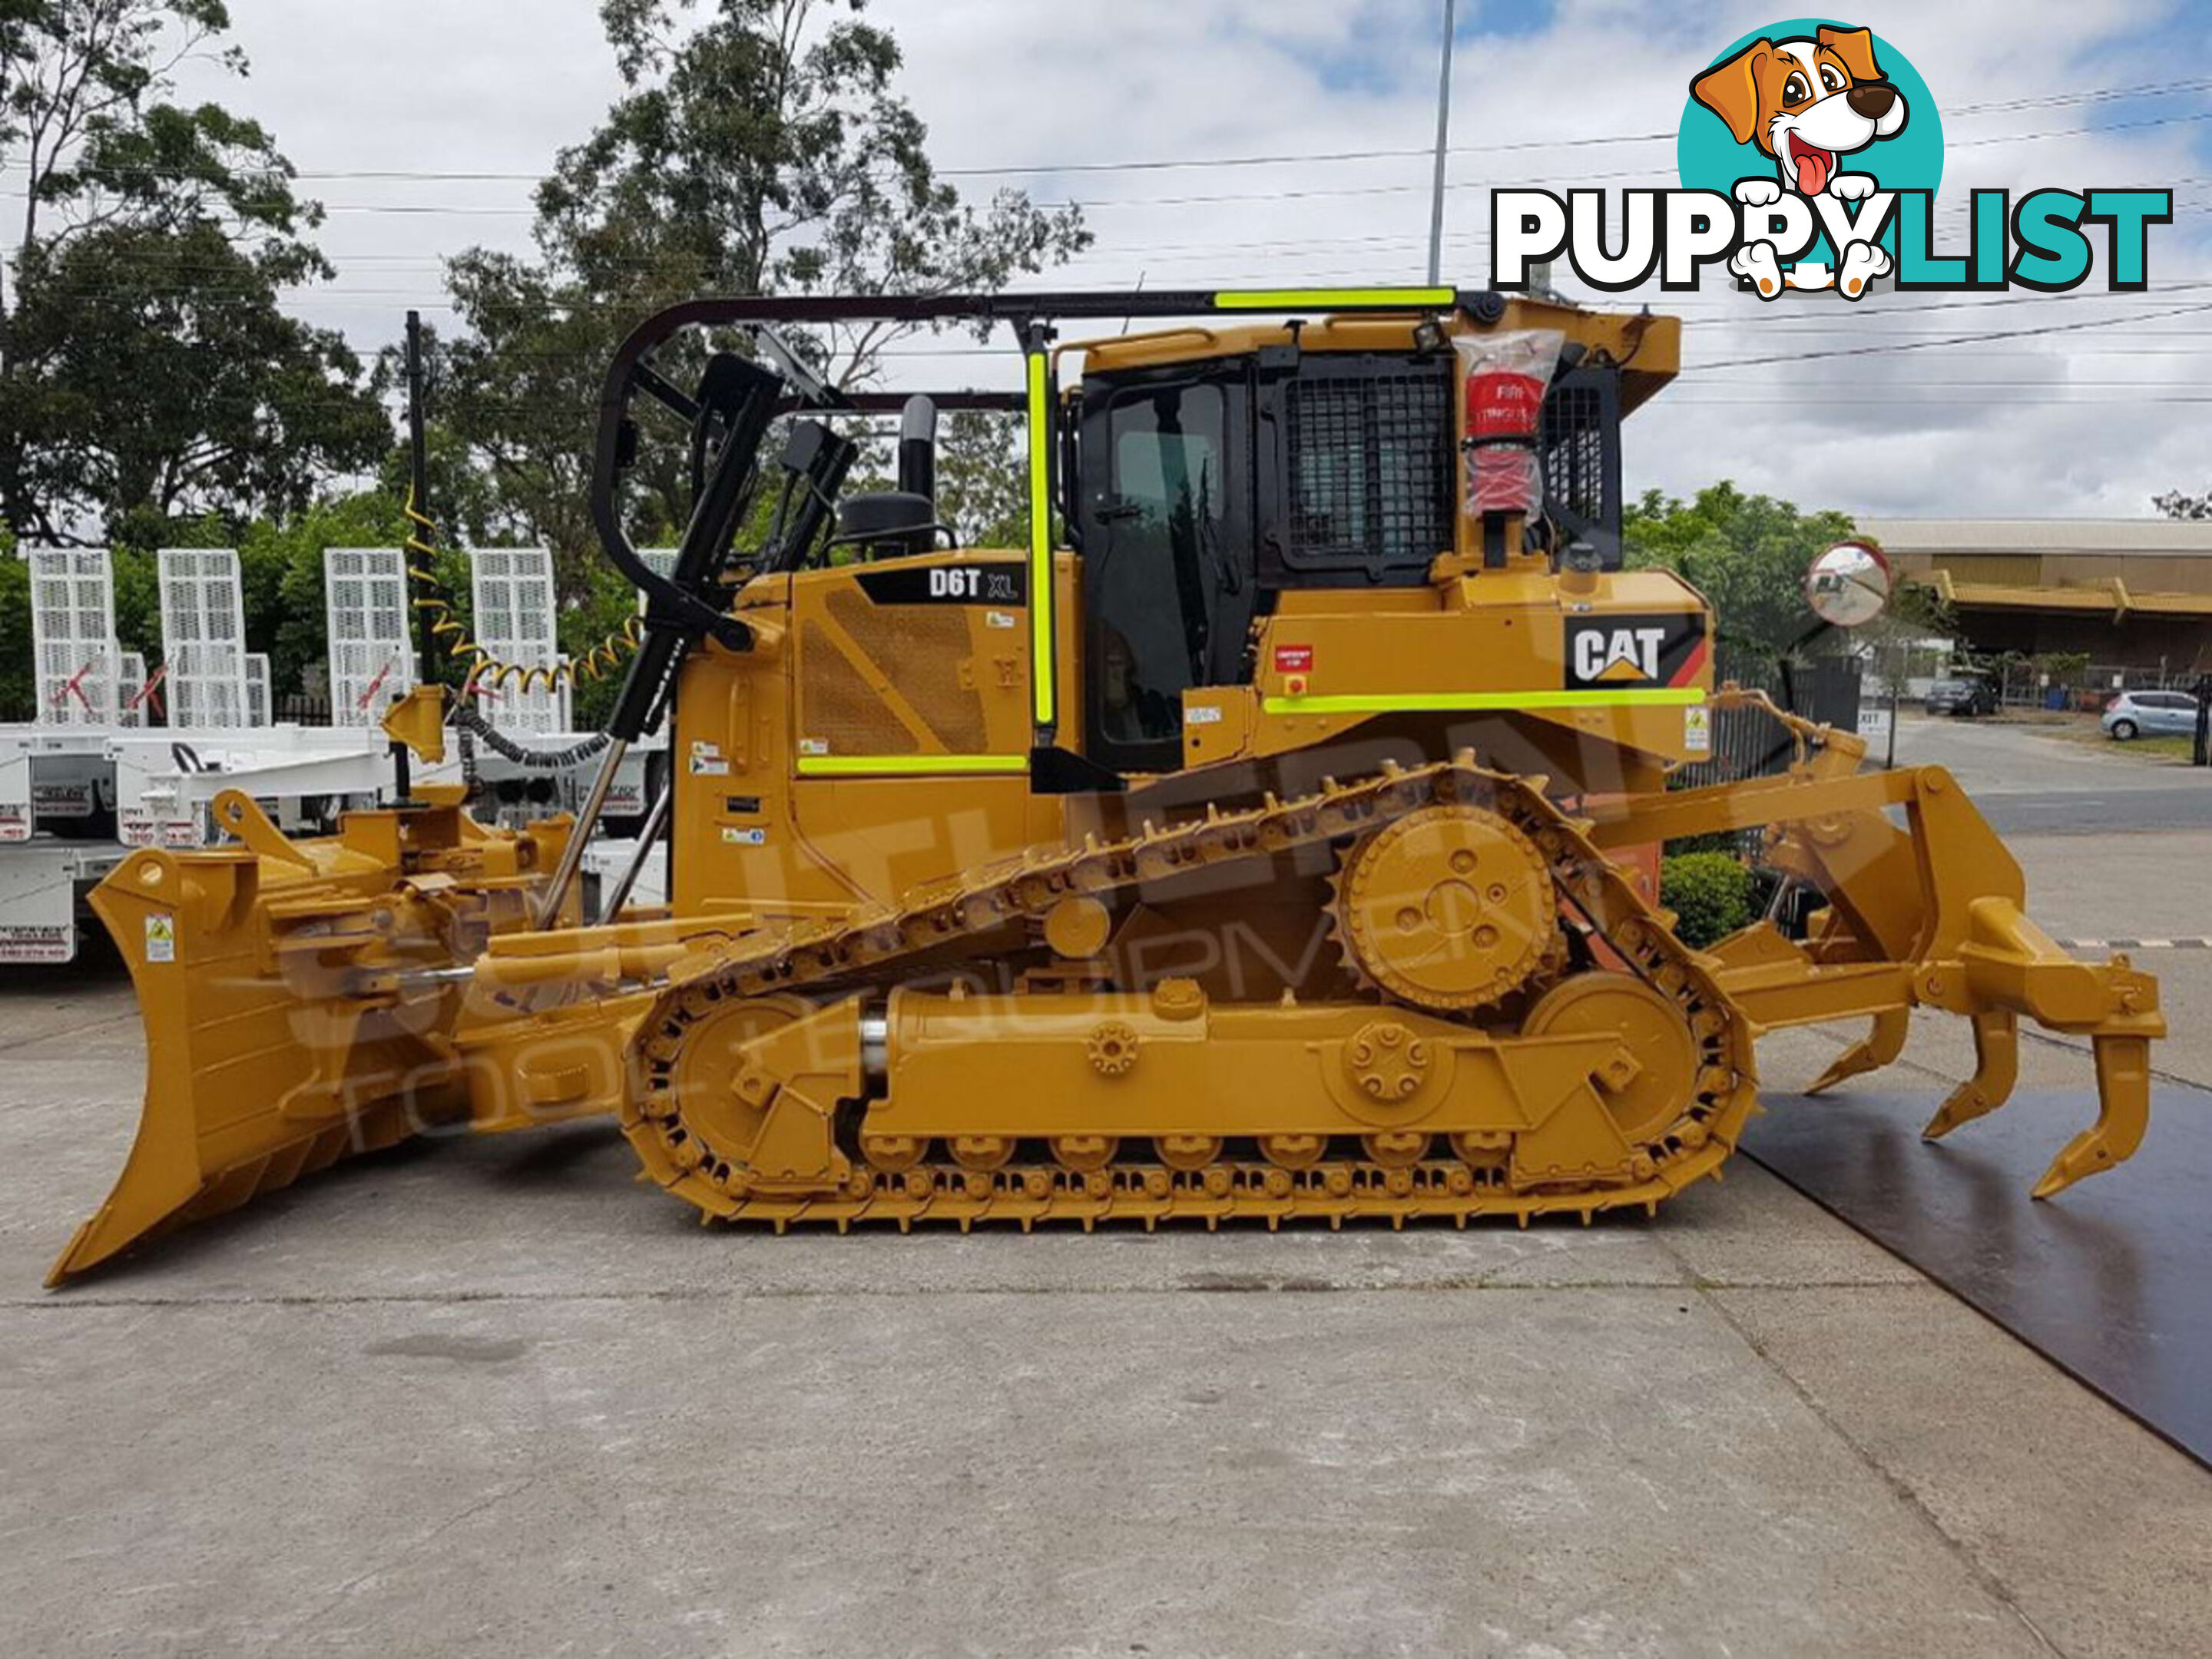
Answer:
[{"left": 404, "top": 488, "right": 643, "bottom": 697}]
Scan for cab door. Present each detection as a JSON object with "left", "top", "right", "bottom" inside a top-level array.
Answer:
[{"left": 1078, "top": 367, "right": 1253, "bottom": 774}]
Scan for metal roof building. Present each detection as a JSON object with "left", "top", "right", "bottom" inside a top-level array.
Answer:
[{"left": 1859, "top": 518, "right": 2212, "bottom": 679}]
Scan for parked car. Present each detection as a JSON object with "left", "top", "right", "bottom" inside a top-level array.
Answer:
[
  {"left": 1925, "top": 676, "right": 1999, "bottom": 717},
  {"left": 2101, "top": 689, "right": 2201, "bottom": 740}
]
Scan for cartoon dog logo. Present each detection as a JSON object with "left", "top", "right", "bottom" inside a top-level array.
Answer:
[{"left": 1690, "top": 25, "right": 1908, "bottom": 297}]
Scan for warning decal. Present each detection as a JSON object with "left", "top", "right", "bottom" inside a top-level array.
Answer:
[{"left": 1684, "top": 707, "right": 1713, "bottom": 754}]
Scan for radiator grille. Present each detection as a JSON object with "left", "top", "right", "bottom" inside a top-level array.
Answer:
[
  {"left": 825, "top": 589, "right": 988, "bottom": 753},
  {"left": 800, "top": 618, "right": 918, "bottom": 757},
  {"left": 1285, "top": 369, "right": 1454, "bottom": 568}
]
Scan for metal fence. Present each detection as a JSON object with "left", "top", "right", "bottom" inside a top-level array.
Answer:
[{"left": 1678, "top": 652, "right": 1865, "bottom": 788}]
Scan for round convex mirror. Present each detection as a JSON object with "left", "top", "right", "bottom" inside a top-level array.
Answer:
[{"left": 1805, "top": 541, "right": 1892, "bottom": 629}]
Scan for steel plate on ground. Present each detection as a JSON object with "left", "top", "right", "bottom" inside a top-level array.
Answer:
[{"left": 1743, "top": 1085, "right": 2212, "bottom": 1469}]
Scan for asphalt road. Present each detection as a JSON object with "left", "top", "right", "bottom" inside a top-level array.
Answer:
[
  {"left": 1974, "top": 782, "right": 2209, "bottom": 834},
  {"left": 1887, "top": 714, "right": 2209, "bottom": 833}
]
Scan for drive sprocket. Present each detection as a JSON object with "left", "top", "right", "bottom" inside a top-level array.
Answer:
[{"left": 1331, "top": 804, "right": 1558, "bottom": 1014}]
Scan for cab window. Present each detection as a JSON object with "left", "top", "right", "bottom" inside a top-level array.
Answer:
[{"left": 1088, "top": 382, "right": 1229, "bottom": 765}]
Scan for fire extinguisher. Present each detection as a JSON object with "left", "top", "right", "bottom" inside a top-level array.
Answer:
[{"left": 1455, "top": 330, "right": 1563, "bottom": 568}]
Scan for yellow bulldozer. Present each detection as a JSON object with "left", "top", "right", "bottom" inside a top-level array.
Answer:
[{"left": 48, "top": 286, "right": 2163, "bottom": 1285}]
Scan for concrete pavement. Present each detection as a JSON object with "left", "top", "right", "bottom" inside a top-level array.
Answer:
[{"left": 12, "top": 1114, "right": 2210, "bottom": 1656}]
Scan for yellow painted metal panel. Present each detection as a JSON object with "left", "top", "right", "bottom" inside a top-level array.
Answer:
[{"left": 1940, "top": 581, "right": 2212, "bottom": 618}]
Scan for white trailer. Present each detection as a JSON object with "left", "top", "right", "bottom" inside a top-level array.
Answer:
[
  {"left": 2, "top": 541, "right": 673, "bottom": 961},
  {"left": 325, "top": 547, "right": 416, "bottom": 727},
  {"left": 469, "top": 548, "right": 571, "bottom": 733},
  {"left": 28, "top": 548, "right": 122, "bottom": 727},
  {"left": 157, "top": 548, "right": 252, "bottom": 730}
]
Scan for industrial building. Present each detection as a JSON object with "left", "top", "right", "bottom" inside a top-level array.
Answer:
[{"left": 1862, "top": 518, "right": 2212, "bottom": 687}]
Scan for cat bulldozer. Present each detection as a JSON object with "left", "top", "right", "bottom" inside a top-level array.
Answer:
[{"left": 48, "top": 285, "right": 2162, "bottom": 1285}]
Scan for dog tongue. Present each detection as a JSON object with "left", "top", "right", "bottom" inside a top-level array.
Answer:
[{"left": 1796, "top": 145, "right": 1832, "bottom": 194}]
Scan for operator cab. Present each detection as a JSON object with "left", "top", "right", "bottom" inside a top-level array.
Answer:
[{"left": 1071, "top": 331, "right": 1624, "bottom": 773}]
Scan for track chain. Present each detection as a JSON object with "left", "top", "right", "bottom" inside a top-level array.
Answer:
[{"left": 626, "top": 755, "right": 1759, "bottom": 1229}]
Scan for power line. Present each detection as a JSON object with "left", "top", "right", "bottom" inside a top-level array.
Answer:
[
  {"left": 10, "top": 73, "right": 2205, "bottom": 187},
  {"left": 50, "top": 160, "right": 2190, "bottom": 274},
  {"left": 32, "top": 272, "right": 2212, "bottom": 337},
  {"left": 1681, "top": 300, "right": 2212, "bottom": 371},
  {"left": 167, "top": 104, "right": 2167, "bottom": 217},
  {"left": 1949, "top": 107, "right": 2212, "bottom": 148}
]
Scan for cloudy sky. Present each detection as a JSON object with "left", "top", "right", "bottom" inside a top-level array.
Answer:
[{"left": 171, "top": 0, "right": 2212, "bottom": 519}]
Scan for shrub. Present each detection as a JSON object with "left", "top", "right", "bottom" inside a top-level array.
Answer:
[{"left": 1661, "top": 852, "right": 1756, "bottom": 949}]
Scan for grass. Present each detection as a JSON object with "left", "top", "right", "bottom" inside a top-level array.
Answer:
[
  {"left": 2117, "top": 734, "right": 2199, "bottom": 760},
  {"left": 2045, "top": 721, "right": 2200, "bottom": 762}
]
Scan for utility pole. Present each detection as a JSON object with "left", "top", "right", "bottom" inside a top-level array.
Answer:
[
  {"left": 1426, "top": 0, "right": 1458, "bottom": 286},
  {"left": 1887, "top": 637, "right": 1902, "bottom": 770}
]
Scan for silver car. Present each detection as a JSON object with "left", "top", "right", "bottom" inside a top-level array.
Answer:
[{"left": 2101, "top": 689, "right": 2200, "bottom": 740}]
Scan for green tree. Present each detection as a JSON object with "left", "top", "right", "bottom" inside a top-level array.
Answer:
[
  {"left": 845, "top": 407, "right": 1031, "bottom": 549},
  {"left": 0, "top": 525, "right": 25, "bottom": 717},
  {"left": 438, "top": 0, "right": 1088, "bottom": 594},
  {"left": 2033, "top": 649, "right": 2091, "bottom": 690},
  {"left": 2153, "top": 485, "right": 2210, "bottom": 521},
  {"left": 0, "top": 2, "right": 389, "bottom": 545},
  {"left": 935, "top": 411, "right": 1029, "bottom": 548},
  {"left": 1624, "top": 483, "right": 1863, "bottom": 666},
  {"left": 1660, "top": 851, "right": 1755, "bottom": 949}
]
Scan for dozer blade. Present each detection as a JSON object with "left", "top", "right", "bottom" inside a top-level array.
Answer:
[
  {"left": 51, "top": 853, "right": 459, "bottom": 1284},
  {"left": 48, "top": 796, "right": 561, "bottom": 1286}
]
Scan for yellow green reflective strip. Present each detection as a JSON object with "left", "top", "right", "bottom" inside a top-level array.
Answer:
[
  {"left": 798, "top": 754, "right": 1030, "bottom": 778},
  {"left": 1026, "top": 350, "right": 1055, "bottom": 728},
  {"left": 1213, "top": 286, "right": 1457, "bottom": 311},
  {"left": 1263, "top": 689, "right": 1707, "bottom": 715}
]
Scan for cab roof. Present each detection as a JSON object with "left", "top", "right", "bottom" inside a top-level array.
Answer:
[{"left": 1072, "top": 294, "right": 1681, "bottom": 416}]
